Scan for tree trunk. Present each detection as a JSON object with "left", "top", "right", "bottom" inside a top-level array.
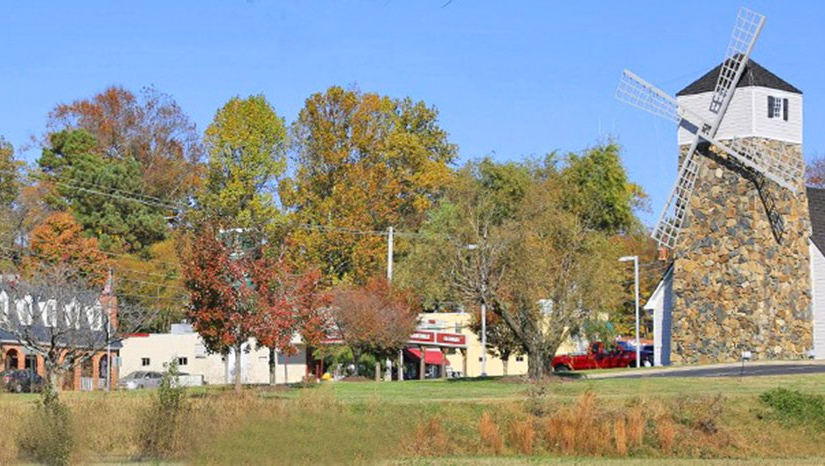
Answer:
[
  {"left": 527, "top": 346, "right": 551, "bottom": 380},
  {"left": 268, "top": 347, "right": 277, "bottom": 385},
  {"left": 284, "top": 356, "right": 289, "bottom": 384},
  {"left": 374, "top": 361, "right": 381, "bottom": 382},
  {"left": 502, "top": 352, "right": 510, "bottom": 377},
  {"left": 234, "top": 343, "right": 243, "bottom": 392}
]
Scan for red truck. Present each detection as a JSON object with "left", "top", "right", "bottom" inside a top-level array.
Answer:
[{"left": 552, "top": 342, "right": 636, "bottom": 372}]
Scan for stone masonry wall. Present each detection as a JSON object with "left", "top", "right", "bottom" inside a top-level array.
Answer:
[{"left": 670, "top": 138, "right": 812, "bottom": 364}]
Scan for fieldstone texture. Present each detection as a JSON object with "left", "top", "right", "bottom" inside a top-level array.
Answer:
[{"left": 670, "top": 137, "right": 812, "bottom": 364}]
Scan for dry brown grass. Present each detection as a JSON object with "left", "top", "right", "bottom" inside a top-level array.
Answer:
[
  {"left": 656, "top": 416, "right": 677, "bottom": 455},
  {"left": 614, "top": 417, "right": 628, "bottom": 456},
  {"left": 479, "top": 412, "right": 503, "bottom": 454},
  {"left": 627, "top": 406, "right": 645, "bottom": 448},
  {"left": 508, "top": 418, "right": 535, "bottom": 454}
]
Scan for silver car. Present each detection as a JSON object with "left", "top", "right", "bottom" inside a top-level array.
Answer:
[{"left": 118, "top": 371, "right": 163, "bottom": 390}]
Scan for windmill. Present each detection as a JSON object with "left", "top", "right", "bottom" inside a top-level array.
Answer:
[{"left": 615, "top": 7, "right": 805, "bottom": 252}]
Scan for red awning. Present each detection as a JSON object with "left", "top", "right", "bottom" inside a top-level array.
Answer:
[{"left": 405, "top": 348, "right": 446, "bottom": 365}]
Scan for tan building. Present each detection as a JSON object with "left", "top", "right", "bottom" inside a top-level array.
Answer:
[
  {"left": 119, "top": 323, "right": 307, "bottom": 385},
  {"left": 416, "top": 312, "right": 584, "bottom": 377}
]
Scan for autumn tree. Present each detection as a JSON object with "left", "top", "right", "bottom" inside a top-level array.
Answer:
[
  {"left": 48, "top": 85, "right": 203, "bottom": 201},
  {"left": 24, "top": 212, "right": 110, "bottom": 287},
  {"left": 37, "top": 129, "right": 168, "bottom": 252},
  {"left": 282, "top": 86, "right": 457, "bottom": 284},
  {"left": 182, "top": 226, "right": 327, "bottom": 391},
  {"left": 115, "top": 239, "right": 188, "bottom": 332},
  {"left": 332, "top": 277, "right": 419, "bottom": 380},
  {"left": 197, "top": 94, "right": 287, "bottom": 236}
]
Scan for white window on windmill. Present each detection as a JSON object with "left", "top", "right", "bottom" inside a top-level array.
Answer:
[{"left": 767, "top": 95, "right": 789, "bottom": 121}]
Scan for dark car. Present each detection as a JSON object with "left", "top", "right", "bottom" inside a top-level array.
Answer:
[
  {"left": 616, "top": 341, "right": 655, "bottom": 367},
  {"left": 1, "top": 369, "right": 44, "bottom": 393}
]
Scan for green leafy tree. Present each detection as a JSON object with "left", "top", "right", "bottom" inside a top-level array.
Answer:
[
  {"left": 37, "top": 129, "right": 168, "bottom": 252},
  {"left": 282, "top": 86, "right": 457, "bottom": 284},
  {"left": 401, "top": 144, "right": 643, "bottom": 379},
  {"left": 198, "top": 94, "right": 287, "bottom": 236},
  {"left": 0, "top": 137, "right": 22, "bottom": 270}
]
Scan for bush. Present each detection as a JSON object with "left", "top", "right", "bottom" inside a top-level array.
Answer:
[
  {"left": 759, "top": 388, "right": 825, "bottom": 429},
  {"left": 138, "top": 360, "right": 188, "bottom": 459},
  {"left": 19, "top": 384, "right": 75, "bottom": 466}
]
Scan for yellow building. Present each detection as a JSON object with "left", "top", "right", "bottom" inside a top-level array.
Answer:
[{"left": 416, "top": 312, "right": 583, "bottom": 377}]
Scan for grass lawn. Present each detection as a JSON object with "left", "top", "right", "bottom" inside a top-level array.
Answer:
[
  {"left": 3, "top": 372, "right": 825, "bottom": 464},
  {"left": 267, "top": 371, "right": 825, "bottom": 404}
]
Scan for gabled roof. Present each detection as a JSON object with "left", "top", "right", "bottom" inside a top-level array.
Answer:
[
  {"left": 677, "top": 59, "right": 802, "bottom": 96},
  {"left": 808, "top": 187, "right": 825, "bottom": 252}
]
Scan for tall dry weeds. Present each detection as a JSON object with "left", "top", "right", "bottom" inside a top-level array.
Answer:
[
  {"left": 508, "top": 418, "right": 535, "bottom": 455},
  {"left": 479, "top": 412, "right": 503, "bottom": 453},
  {"left": 656, "top": 416, "right": 676, "bottom": 454},
  {"left": 614, "top": 417, "right": 628, "bottom": 456},
  {"left": 627, "top": 406, "right": 645, "bottom": 448}
]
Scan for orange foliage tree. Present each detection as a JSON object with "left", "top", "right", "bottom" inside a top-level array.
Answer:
[
  {"left": 281, "top": 86, "right": 457, "bottom": 284},
  {"left": 25, "top": 212, "right": 110, "bottom": 286},
  {"left": 48, "top": 85, "right": 204, "bottom": 201},
  {"left": 332, "top": 277, "right": 419, "bottom": 379},
  {"left": 182, "top": 226, "right": 329, "bottom": 390}
]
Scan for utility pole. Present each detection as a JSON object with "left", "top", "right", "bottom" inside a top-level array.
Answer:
[
  {"left": 386, "top": 226, "right": 403, "bottom": 381},
  {"left": 106, "top": 267, "right": 114, "bottom": 391},
  {"left": 386, "top": 226, "right": 394, "bottom": 281},
  {"left": 619, "top": 256, "right": 641, "bottom": 368}
]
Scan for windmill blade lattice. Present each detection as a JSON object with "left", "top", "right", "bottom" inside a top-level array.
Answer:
[
  {"left": 709, "top": 8, "right": 766, "bottom": 115},
  {"left": 652, "top": 151, "right": 702, "bottom": 249},
  {"left": 616, "top": 70, "right": 682, "bottom": 124}
]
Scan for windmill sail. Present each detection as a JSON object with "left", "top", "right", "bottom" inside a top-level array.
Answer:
[
  {"left": 708, "top": 8, "right": 766, "bottom": 117},
  {"left": 616, "top": 70, "right": 681, "bottom": 124},
  {"left": 653, "top": 151, "right": 702, "bottom": 250}
]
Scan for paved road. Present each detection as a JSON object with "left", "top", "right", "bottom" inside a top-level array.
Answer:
[{"left": 596, "top": 362, "right": 825, "bottom": 379}]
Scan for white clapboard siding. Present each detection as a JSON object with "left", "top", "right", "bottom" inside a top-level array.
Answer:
[
  {"left": 644, "top": 267, "right": 673, "bottom": 366},
  {"left": 810, "top": 241, "right": 825, "bottom": 359},
  {"left": 677, "top": 87, "right": 802, "bottom": 146}
]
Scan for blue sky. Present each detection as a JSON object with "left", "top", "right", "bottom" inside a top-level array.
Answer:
[{"left": 1, "top": 1, "right": 824, "bottom": 226}]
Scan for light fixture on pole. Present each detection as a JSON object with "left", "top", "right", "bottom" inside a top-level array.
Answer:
[
  {"left": 619, "top": 256, "right": 640, "bottom": 368},
  {"left": 467, "top": 243, "right": 487, "bottom": 377}
]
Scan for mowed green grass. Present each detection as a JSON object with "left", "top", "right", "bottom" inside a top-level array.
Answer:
[{"left": 268, "top": 371, "right": 825, "bottom": 404}]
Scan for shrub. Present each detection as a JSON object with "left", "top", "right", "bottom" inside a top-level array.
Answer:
[
  {"left": 19, "top": 384, "right": 75, "bottom": 466},
  {"left": 138, "top": 360, "right": 188, "bottom": 459},
  {"left": 672, "top": 393, "right": 724, "bottom": 434},
  {"left": 759, "top": 388, "right": 825, "bottom": 429},
  {"left": 479, "top": 412, "right": 503, "bottom": 453}
]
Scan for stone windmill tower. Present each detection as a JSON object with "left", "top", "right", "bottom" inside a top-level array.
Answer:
[{"left": 616, "top": 8, "right": 811, "bottom": 364}]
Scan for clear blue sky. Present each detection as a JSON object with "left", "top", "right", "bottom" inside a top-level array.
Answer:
[{"left": 2, "top": 1, "right": 824, "bottom": 226}]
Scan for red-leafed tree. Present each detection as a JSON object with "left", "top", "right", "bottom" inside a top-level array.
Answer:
[
  {"left": 332, "top": 277, "right": 419, "bottom": 380},
  {"left": 181, "top": 227, "right": 328, "bottom": 391}
]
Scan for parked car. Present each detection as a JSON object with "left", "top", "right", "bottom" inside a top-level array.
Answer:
[
  {"left": 1, "top": 369, "right": 44, "bottom": 393},
  {"left": 552, "top": 342, "right": 636, "bottom": 372},
  {"left": 616, "top": 341, "right": 655, "bottom": 367},
  {"left": 117, "top": 371, "right": 163, "bottom": 390}
]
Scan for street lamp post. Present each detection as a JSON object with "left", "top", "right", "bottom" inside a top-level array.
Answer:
[{"left": 619, "top": 256, "right": 640, "bottom": 368}]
